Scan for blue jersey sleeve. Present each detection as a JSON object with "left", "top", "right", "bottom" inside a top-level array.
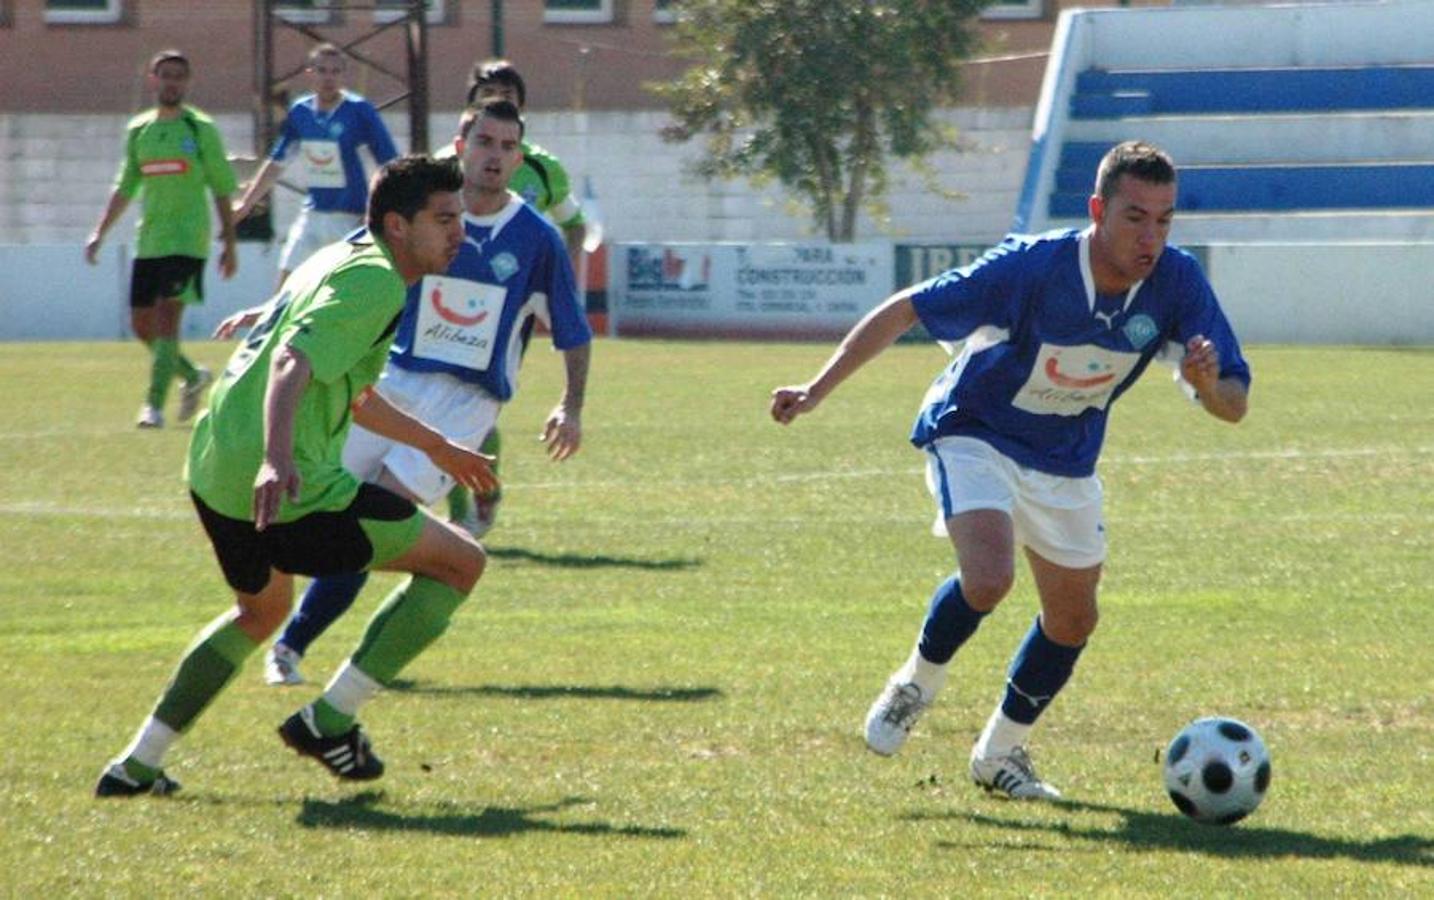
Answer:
[
  {"left": 269, "top": 106, "right": 302, "bottom": 161},
  {"left": 361, "top": 101, "right": 399, "bottom": 165},
  {"left": 540, "top": 228, "right": 591, "bottom": 351},
  {"left": 1171, "top": 259, "right": 1252, "bottom": 388},
  {"left": 909, "top": 236, "right": 1031, "bottom": 342}
]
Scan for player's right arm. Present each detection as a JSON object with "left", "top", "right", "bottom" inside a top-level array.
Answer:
[
  {"left": 84, "top": 189, "right": 132, "bottom": 264},
  {"left": 770, "top": 290, "right": 919, "bottom": 425},
  {"left": 351, "top": 388, "right": 499, "bottom": 495},
  {"left": 254, "top": 344, "right": 311, "bottom": 530}
]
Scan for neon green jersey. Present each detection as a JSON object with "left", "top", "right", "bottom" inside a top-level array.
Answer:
[
  {"left": 115, "top": 105, "right": 238, "bottom": 259},
  {"left": 186, "top": 238, "right": 407, "bottom": 522}
]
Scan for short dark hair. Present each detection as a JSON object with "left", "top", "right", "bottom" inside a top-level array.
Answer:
[
  {"left": 149, "top": 49, "right": 190, "bottom": 75},
  {"left": 366, "top": 155, "right": 464, "bottom": 238},
  {"left": 457, "top": 98, "right": 526, "bottom": 143},
  {"left": 466, "top": 58, "right": 526, "bottom": 108},
  {"left": 1095, "top": 141, "right": 1177, "bottom": 200}
]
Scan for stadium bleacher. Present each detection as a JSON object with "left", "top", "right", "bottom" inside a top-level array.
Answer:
[{"left": 1016, "top": 1, "right": 1434, "bottom": 244}]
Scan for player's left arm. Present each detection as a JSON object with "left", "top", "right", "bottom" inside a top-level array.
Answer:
[
  {"left": 351, "top": 388, "right": 498, "bottom": 492},
  {"left": 1180, "top": 335, "right": 1247, "bottom": 423},
  {"left": 364, "top": 102, "right": 400, "bottom": 165},
  {"left": 201, "top": 121, "right": 240, "bottom": 279},
  {"left": 543, "top": 342, "right": 589, "bottom": 462}
]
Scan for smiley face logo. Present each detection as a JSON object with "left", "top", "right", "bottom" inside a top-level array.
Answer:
[
  {"left": 430, "top": 284, "right": 489, "bottom": 327},
  {"left": 1044, "top": 350, "right": 1116, "bottom": 389},
  {"left": 304, "top": 147, "right": 337, "bottom": 168}
]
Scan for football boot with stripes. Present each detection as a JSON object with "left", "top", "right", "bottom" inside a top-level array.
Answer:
[
  {"left": 278, "top": 706, "right": 384, "bottom": 781},
  {"left": 969, "top": 745, "right": 1062, "bottom": 801}
]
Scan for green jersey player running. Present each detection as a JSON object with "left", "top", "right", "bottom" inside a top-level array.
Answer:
[
  {"left": 86, "top": 49, "right": 239, "bottom": 429},
  {"left": 95, "top": 155, "right": 498, "bottom": 797}
]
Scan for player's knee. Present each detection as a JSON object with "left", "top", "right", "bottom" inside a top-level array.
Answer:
[
  {"left": 443, "top": 536, "right": 486, "bottom": 594},
  {"left": 962, "top": 569, "right": 1015, "bottom": 611},
  {"left": 1046, "top": 604, "right": 1099, "bottom": 645}
]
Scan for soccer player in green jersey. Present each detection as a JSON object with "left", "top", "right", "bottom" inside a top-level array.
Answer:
[
  {"left": 444, "top": 59, "right": 591, "bottom": 536},
  {"left": 95, "top": 155, "right": 498, "bottom": 797},
  {"left": 86, "top": 50, "right": 240, "bottom": 429}
]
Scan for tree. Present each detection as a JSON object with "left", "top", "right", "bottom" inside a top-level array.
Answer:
[{"left": 655, "top": 0, "right": 990, "bottom": 242}]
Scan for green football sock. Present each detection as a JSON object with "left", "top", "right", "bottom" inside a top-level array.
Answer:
[
  {"left": 151, "top": 613, "right": 258, "bottom": 733},
  {"left": 147, "top": 338, "right": 180, "bottom": 409},
  {"left": 173, "top": 348, "right": 199, "bottom": 384},
  {"left": 446, "top": 485, "right": 473, "bottom": 521},
  {"left": 478, "top": 427, "right": 502, "bottom": 502},
  {"left": 311, "top": 698, "right": 356, "bottom": 737},
  {"left": 350, "top": 575, "right": 467, "bottom": 687}
]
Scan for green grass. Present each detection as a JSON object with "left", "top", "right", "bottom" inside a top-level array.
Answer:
[{"left": 1, "top": 339, "right": 1431, "bottom": 897}]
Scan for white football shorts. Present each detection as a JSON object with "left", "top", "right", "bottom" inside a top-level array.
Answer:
[
  {"left": 343, "top": 366, "right": 501, "bottom": 506},
  {"left": 279, "top": 208, "right": 364, "bottom": 273},
  {"left": 923, "top": 435, "right": 1106, "bottom": 569}
]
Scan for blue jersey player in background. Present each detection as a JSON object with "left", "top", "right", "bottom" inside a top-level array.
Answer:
[
  {"left": 225, "top": 100, "right": 592, "bottom": 686},
  {"left": 234, "top": 43, "right": 399, "bottom": 289},
  {"left": 770, "top": 141, "right": 1250, "bottom": 801}
]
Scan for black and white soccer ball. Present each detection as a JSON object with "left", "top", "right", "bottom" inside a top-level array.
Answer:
[{"left": 1163, "top": 716, "right": 1271, "bottom": 825}]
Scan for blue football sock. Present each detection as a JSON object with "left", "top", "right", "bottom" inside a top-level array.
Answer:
[
  {"left": 1000, "top": 616, "right": 1085, "bottom": 725},
  {"left": 916, "top": 575, "right": 988, "bottom": 665},
  {"left": 279, "top": 571, "right": 370, "bottom": 656}
]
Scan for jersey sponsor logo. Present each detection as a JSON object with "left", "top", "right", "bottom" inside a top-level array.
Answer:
[
  {"left": 1013, "top": 343, "right": 1141, "bottom": 417},
  {"left": 140, "top": 158, "right": 191, "bottom": 176},
  {"left": 1122, "top": 313, "right": 1158, "bottom": 350},
  {"left": 412, "top": 275, "right": 505, "bottom": 371},
  {"left": 300, "top": 139, "right": 345, "bottom": 189},
  {"left": 490, "top": 252, "right": 519, "bottom": 282},
  {"left": 429, "top": 281, "right": 489, "bottom": 327}
]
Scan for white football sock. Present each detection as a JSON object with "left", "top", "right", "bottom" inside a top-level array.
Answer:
[
  {"left": 974, "top": 708, "right": 1033, "bottom": 760},
  {"left": 895, "top": 645, "right": 949, "bottom": 700},
  {"left": 119, "top": 715, "right": 179, "bottom": 770},
  {"left": 322, "top": 660, "right": 383, "bottom": 717}
]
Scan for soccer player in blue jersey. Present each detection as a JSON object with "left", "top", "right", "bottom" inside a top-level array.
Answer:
[
  {"left": 256, "top": 98, "right": 592, "bottom": 686},
  {"left": 770, "top": 141, "right": 1250, "bottom": 801},
  {"left": 233, "top": 43, "right": 400, "bottom": 288}
]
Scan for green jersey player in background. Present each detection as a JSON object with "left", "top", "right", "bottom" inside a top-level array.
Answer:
[
  {"left": 86, "top": 49, "right": 239, "bottom": 429},
  {"left": 95, "top": 156, "right": 499, "bottom": 797}
]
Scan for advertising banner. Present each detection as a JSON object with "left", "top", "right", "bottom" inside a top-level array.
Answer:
[{"left": 610, "top": 242, "right": 893, "bottom": 339}]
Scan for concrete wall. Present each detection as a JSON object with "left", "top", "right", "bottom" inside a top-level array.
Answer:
[
  {"left": 0, "top": 106, "right": 1033, "bottom": 249},
  {"left": 6, "top": 239, "right": 1433, "bottom": 345}
]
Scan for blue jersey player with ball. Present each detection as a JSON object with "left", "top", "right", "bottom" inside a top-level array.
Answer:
[{"left": 770, "top": 141, "right": 1250, "bottom": 800}]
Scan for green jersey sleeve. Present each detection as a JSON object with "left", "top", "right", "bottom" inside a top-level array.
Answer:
[
  {"left": 197, "top": 119, "right": 239, "bottom": 197},
  {"left": 116, "top": 125, "right": 143, "bottom": 199},
  {"left": 282, "top": 258, "right": 406, "bottom": 385}
]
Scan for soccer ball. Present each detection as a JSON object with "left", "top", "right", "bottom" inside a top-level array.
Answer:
[{"left": 1162, "top": 716, "right": 1271, "bottom": 825}]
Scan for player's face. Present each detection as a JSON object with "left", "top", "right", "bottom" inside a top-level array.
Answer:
[
  {"left": 476, "top": 83, "right": 521, "bottom": 108},
  {"left": 308, "top": 56, "right": 345, "bottom": 99},
  {"left": 458, "top": 115, "right": 524, "bottom": 197},
  {"left": 1090, "top": 174, "right": 1175, "bottom": 288},
  {"left": 400, "top": 191, "right": 465, "bottom": 275},
  {"left": 150, "top": 61, "right": 190, "bottom": 108}
]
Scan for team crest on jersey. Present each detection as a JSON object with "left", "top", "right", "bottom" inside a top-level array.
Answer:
[
  {"left": 1013, "top": 343, "right": 1142, "bottom": 417},
  {"left": 490, "top": 252, "right": 519, "bottom": 282},
  {"left": 520, "top": 185, "right": 540, "bottom": 205},
  {"left": 330, "top": 122, "right": 344, "bottom": 138},
  {"left": 1122, "top": 314, "right": 1158, "bottom": 350},
  {"left": 180, "top": 136, "right": 198, "bottom": 156}
]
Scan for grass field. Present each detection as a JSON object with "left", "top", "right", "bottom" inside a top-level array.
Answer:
[{"left": 1, "top": 338, "right": 1431, "bottom": 897}]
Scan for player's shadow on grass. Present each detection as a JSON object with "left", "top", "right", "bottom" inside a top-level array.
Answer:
[
  {"left": 485, "top": 545, "right": 702, "bottom": 571},
  {"left": 387, "top": 681, "right": 722, "bottom": 703},
  {"left": 296, "top": 791, "right": 685, "bottom": 840},
  {"left": 907, "top": 800, "right": 1433, "bottom": 867}
]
